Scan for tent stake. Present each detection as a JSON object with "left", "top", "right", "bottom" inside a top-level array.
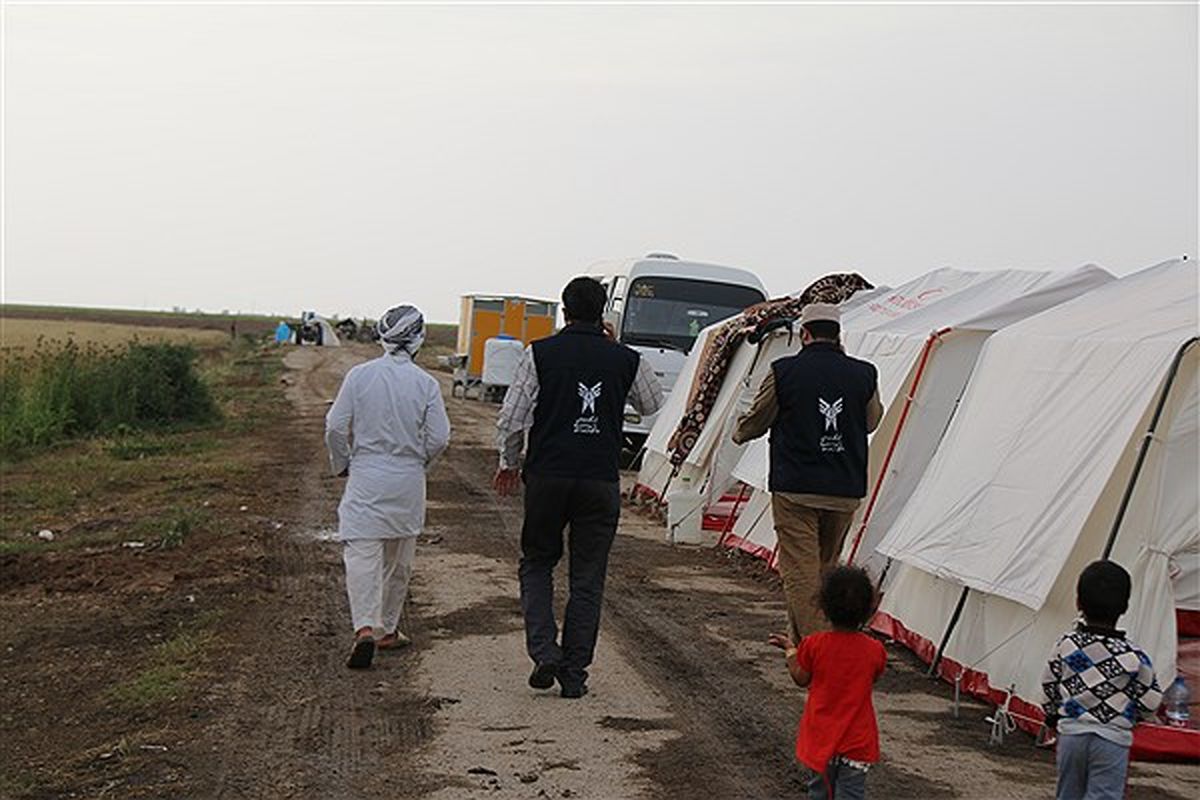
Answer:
[
  {"left": 928, "top": 586, "right": 969, "bottom": 677},
  {"left": 1101, "top": 337, "right": 1197, "bottom": 560}
]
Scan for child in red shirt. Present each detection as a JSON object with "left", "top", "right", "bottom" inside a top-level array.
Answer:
[{"left": 770, "top": 566, "right": 887, "bottom": 800}]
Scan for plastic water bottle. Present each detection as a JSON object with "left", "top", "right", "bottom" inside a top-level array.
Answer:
[{"left": 1163, "top": 676, "right": 1191, "bottom": 727}]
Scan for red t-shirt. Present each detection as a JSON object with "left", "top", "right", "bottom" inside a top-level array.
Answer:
[{"left": 794, "top": 630, "right": 887, "bottom": 773}]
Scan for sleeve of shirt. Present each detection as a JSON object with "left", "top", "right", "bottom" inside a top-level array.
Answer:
[
  {"left": 629, "top": 356, "right": 665, "bottom": 416},
  {"left": 496, "top": 347, "right": 538, "bottom": 470},
  {"left": 1132, "top": 649, "right": 1163, "bottom": 719},
  {"left": 324, "top": 370, "right": 354, "bottom": 476},
  {"left": 733, "top": 369, "right": 778, "bottom": 444},
  {"left": 796, "top": 634, "right": 816, "bottom": 674},
  {"left": 866, "top": 386, "right": 884, "bottom": 434},
  {"left": 423, "top": 377, "right": 451, "bottom": 466},
  {"left": 1041, "top": 641, "right": 1065, "bottom": 718}
]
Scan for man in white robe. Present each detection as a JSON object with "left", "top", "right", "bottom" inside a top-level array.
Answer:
[{"left": 325, "top": 305, "right": 451, "bottom": 669}]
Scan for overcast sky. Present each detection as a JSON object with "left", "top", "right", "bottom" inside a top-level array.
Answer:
[{"left": 2, "top": 2, "right": 1196, "bottom": 323}]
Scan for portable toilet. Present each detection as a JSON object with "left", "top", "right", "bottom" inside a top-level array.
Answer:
[{"left": 456, "top": 295, "right": 558, "bottom": 385}]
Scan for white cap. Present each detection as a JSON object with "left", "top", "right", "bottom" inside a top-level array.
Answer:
[{"left": 799, "top": 302, "right": 841, "bottom": 325}]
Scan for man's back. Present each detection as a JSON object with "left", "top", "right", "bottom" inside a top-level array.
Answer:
[
  {"left": 341, "top": 354, "right": 442, "bottom": 464},
  {"left": 525, "top": 325, "right": 641, "bottom": 482},
  {"left": 769, "top": 342, "right": 878, "bottom": 497}
]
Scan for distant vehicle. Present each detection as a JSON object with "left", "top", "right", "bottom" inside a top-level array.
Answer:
[
  {"left": 292, "top": 311, "right": 342, "bottom": 347},
  {"left": 333, "top": 317, "right": 380, "bottom": 343},
  {"left": 591, "top": 253, "right": 767, "bottom": 459}
]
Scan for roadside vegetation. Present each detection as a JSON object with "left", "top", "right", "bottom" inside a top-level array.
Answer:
[
  {"left": 0, "top": 320, "right": 296, "bottom": 796},
  {"left": 0, "top": 341, "right": 219, "bottom": 459}
]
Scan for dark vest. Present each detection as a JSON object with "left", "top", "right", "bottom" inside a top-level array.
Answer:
[
  {"left": 768, "top": 341, "right": 877, "bottom": 497},
  {"left": 524, "top": 324, "right": 641, "bottom": 482}
]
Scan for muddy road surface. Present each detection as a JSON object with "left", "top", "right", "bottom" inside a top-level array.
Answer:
[{"left": 122, "top": 347, "right": 1200, "bottom": 798}]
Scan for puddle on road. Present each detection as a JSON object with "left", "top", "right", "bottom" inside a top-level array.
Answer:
[{"left": 307, "top": 528, "right": 340, "bottom": 542}]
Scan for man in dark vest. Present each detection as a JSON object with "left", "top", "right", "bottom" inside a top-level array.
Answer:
[
  {"left": 733, "top": 302, "right": 882, "bottom": 642},
  {"left": 494, "top": 276, "right": 664, "bottom": 698}
]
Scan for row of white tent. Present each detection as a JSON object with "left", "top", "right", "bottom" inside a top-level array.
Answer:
[{"left": 636, "top": 258, "right": 1198, "bottom": 759}]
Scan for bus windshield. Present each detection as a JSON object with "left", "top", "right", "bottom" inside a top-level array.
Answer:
[{"left": 621, "top": 277, "right": 765, "bottom": 352}]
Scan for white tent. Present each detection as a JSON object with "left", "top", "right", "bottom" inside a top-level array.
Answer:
[
  {"left": 872, "top": 258, "right": 1198, "bottom": 760},
  {"left": 726, "top": 266, "right": 1113, "bottom": 562},
  {"left": 843, "top": 265, "right": 1115, "bottom": 576}
]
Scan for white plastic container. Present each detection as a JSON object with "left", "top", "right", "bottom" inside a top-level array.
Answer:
[
  {"left": 666, "top": 476, "right": 707, "bottom": 545},
  {"left": 481, "top": 338, "right": 525, "bottom": 387}
]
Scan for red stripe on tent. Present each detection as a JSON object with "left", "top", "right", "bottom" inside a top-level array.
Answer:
[
  {"left": 718, "top": 532, "right": 776, "bottom": 564},
  {"left": 702, "top": 512, "right": 729, "bottom": 532},
  {"left": 631, "top": 483, "right": 661, "bottom": 503},
  {"left": 716, "top": 484, "right": 753, "bottom": 548},
  {"left": 1178, "top": 609, "right": 1200, "bottom": 638},
  {"left": 703, "top": 497, "right": 747, "bottom": 532},
  {"left": 847, "top": 328, "right": 950, "bottom": 565},
  {"left": 870, "top": 611, "right": 1200, "bottom": 763}
]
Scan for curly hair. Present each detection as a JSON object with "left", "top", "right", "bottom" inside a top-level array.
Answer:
[{"left": 819, "top": 566, "right": 877, "bottom": 630}]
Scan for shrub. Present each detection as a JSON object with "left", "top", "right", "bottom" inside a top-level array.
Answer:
[{"left": 0, "top": 342, "right": 219, "bottom": 458}]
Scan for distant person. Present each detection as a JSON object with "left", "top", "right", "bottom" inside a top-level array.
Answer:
[
  {"left": 769, "top": 566, "right": 887, "bottom": 800},
  {"left": 325, "top": 305, "right": 451, "bottom": 669},
  {"left": 1041, "top": 561, "right": 1162, "bottom": 800},
  {"left": 493, "top": 276, "right": 663, "bottom": 698},
  {"left": 733, "top": 303, "right": 882, "bottom": 642}
]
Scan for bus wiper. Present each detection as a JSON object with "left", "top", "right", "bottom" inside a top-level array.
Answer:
[{"left": 625, "top": 335, "right": 686, "bottom": 352}]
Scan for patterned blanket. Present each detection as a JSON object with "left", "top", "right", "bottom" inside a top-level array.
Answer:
[{"left": 666, "top": 272, "right": 873, "bottom": 467}]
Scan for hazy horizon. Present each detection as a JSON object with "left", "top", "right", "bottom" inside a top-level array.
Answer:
[{"left": 3, "top": 3, "right": 1197, "bottom": 324}]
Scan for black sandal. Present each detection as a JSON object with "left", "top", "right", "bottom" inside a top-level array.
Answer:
[{"left": 347, "top": 636, "right": 376, "bottom": 669}]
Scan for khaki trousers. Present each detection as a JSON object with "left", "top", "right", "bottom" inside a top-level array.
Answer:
[{"left": 772, "top": 493, "right": 858, "bottom": 642}]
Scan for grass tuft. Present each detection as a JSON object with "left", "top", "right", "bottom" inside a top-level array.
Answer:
[{"left": 104, "top": 622, "right": 220, "bottom": 711}]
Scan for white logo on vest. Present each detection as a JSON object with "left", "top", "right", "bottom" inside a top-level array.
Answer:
[
  {"left": 575, "top": 382, "right": 602, "bottom": 434},
  {"left": 818, "top": 396, "right": 845, "bottom": 452}
]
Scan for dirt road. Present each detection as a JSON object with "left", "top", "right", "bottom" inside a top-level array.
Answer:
[{"left": 139, "top": 347, "right": 1200, "bottom": 798}]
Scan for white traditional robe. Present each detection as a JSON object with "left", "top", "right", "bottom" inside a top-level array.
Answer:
[{"left": 325, "top": 352, "right": 451, "bottom": 540}]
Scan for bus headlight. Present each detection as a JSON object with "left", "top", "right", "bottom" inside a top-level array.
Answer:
[{"left": 624, "top": 411, "right": 642, "bottom": 425}]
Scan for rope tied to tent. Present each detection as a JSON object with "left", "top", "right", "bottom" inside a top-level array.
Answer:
[{"left": 962, "top": 615, "right": 1039, "bottom": 673}]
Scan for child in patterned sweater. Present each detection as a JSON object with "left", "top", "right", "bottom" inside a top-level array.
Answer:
[{"left": 1041, "top": 560, "right": 1163, "bottom": 800}]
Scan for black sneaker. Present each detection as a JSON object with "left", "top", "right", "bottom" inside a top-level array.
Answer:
[
  {"left": 528, "top": 662, "right": 558, "bottom": 690},
  {"left": 560, "top": 683, "right": 589, "bottom": 699}
]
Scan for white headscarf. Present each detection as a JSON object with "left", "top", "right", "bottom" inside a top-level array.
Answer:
[{"left": 376, "top": 305, "right": 426, "bottom": 356}]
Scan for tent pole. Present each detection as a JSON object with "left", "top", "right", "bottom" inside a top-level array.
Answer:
[
  {"left": 1101, "top": 337, "right": 1197, "bottom": 560},
  {"left": 876, "top": 556, "right": 894, "bottom": 592},
  {"left": 928, "top": 586, "right": 969, "bottom": 677},
  {"left": 847, "top": 328, "right": 951, "bottom": 565}
]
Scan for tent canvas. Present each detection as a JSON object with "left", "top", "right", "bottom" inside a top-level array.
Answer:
[
  {"left": 842, "top": 265, "right": 1116, "bottom": 577},
  {"left": 872, "top": 258, "right": 1199, "bottom": 761},
  {"left": 877, "top": 259, "right": 1198, "bottom": 607}
]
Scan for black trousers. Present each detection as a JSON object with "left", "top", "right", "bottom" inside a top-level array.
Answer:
[{"left": 518, "top": 474, "right": 620, "bottom": 688}]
